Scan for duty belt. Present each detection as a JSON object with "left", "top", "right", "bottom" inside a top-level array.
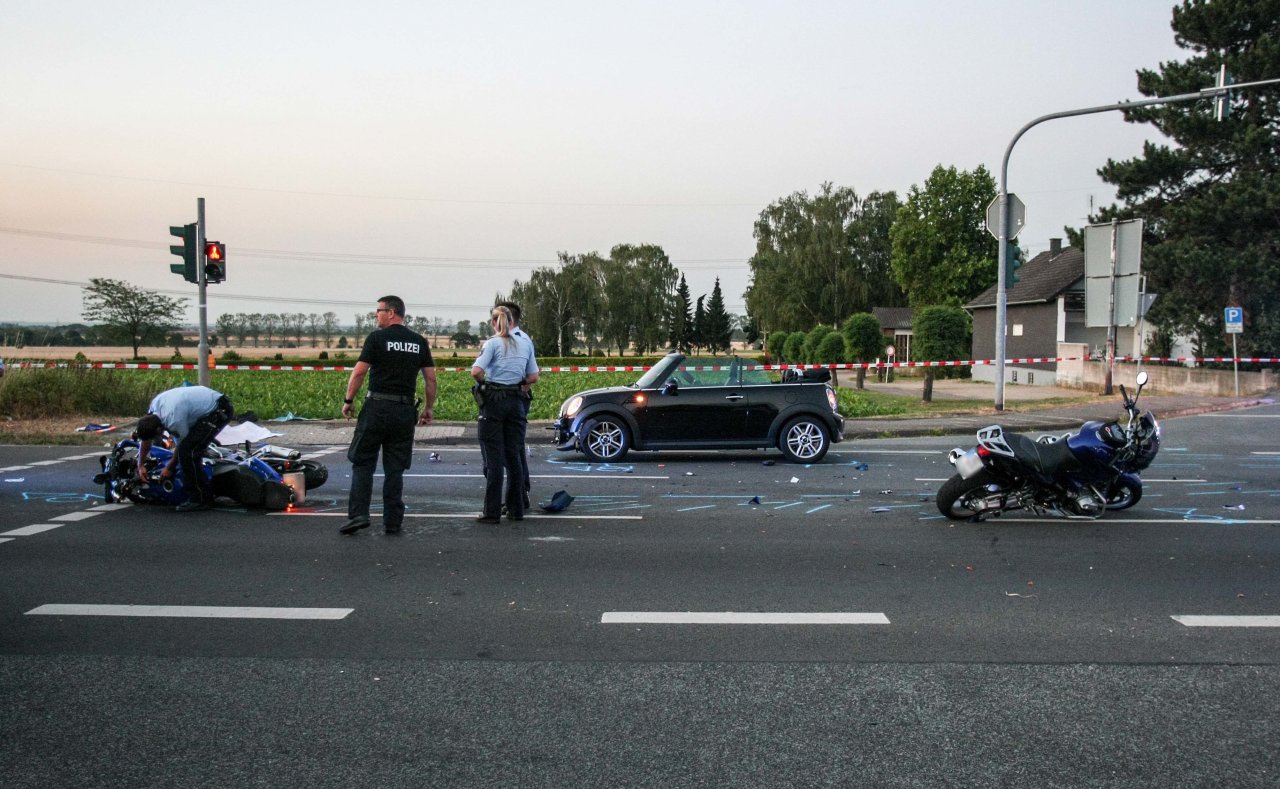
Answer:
[{"left": 366, "top": 392, "right": 416, "bottom": 404}]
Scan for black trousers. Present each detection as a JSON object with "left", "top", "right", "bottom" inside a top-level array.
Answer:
[
  {"left": 347, "top": 398, "right": 416, "bottom": 528},
  {"left": 178, "top": 395, "right": 233, "bottom": 505},
  {"left": 477, "top": 392, "right": 527, "bottom": 519}
]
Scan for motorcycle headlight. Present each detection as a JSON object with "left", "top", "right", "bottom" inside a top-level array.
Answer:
[{"left": 562, "top": 395, "right": 584, "bottom": 419}]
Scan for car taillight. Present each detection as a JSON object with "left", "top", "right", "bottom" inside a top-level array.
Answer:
[
  {"left": 976, "top": 445, "right": 992, "bottom": 458},
  {"left": 826, "top": 389, "right": 838, "bottom": 411}
]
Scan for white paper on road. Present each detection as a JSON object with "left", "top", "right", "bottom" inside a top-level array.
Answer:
[{"left": 216, "top": 421, "right": 282, "bottom": 445}]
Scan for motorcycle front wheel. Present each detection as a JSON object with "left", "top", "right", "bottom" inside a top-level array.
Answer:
[
  {"left": 936, "top": 471, "right": 999, "bottom": 520},
  {"left": 1105, "top": 479, "right": 1142, "bottom": 510}
]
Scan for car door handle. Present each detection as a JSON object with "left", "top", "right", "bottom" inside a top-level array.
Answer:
[{"left": 724, "top": 394, "right": 744, "bottom": 401}]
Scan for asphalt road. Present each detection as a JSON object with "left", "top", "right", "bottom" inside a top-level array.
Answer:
[{"left": 2, "top": 405, "right": 1279, "bottom": 787}]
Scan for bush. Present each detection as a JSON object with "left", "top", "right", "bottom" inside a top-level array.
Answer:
[
  {"left": 803, "top": 325, "right": 835, "bottom": 363},
  {"left": 782, "top": 333, "right": 805, "bottom": 364},
  {"left": 221, "top": 350, "right": 243, "bottom": 362},
  {"left": 0, "top": 367, "right": 155, "bottom": 419},
  {"left": 318, "top": 351, "right": 329, "bottom": 360}
]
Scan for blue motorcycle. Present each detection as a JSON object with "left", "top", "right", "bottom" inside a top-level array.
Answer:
[
  {"left": 937, "top": 371, "right": 1161, "bottom": 521},
  {"left": 94, "top": 435, "right": 315, "bottom": 511}
]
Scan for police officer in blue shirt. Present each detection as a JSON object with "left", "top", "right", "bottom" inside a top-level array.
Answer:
[
  {"left": 471, "top": 305, "right": 539, "bottom": 523},
  {"left": 136, "top": 385, "right": 234, "bottom": 512}
]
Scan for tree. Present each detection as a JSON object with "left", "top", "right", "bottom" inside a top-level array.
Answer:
[
  {"left": 814, "top": 331, "right": 847, "bottom": 387},
  {"left": 803, "top": 325, "right": 834, "bottom": 364},
  {"left": 912, "top": 305, "right": 971, "bottom": 402},
  {"left": 766, "top": 330, "right": 789, "bottom": 364},
  {"left": 890, "top": 165, "right": 1000, "bottom": 307},
  {"left": 692, "top": 295, "right": 707, "bottom": 352},
  {"left": 1095, "top": 0, "right": 1280, "bottom": 358},
  {"left": 668, "top": 274, "right": 694, "bottom": 352},
  {"left": 702, "top": 278, "right": 732, "bottom": 355},
  {"left": 81, "top": 278, "right": 187, "bottom": 359},
  {"left": 321, "top": 312, "right": 339, "bottom": 348},
  {"left": 746, "top": 182, "right": 903, "bottom": 331},
  {"left": 782, "top": 332, "right": 805, "bottom": 364},
  {"left": 841, "top": 312, "right": 883, "bottom": 389},
  {"left": 215, "top": 313, "right": 240, "bottom": 348}
]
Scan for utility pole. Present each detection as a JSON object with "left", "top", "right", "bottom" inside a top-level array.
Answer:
[
  {"left": 197, "top": 197, "right": 210, "bottom": 387},
  {"left": 992, "top": 76, "right": 1280, "bottom": 410}
]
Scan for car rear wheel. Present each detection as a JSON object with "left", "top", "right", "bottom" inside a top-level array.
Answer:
[
  {"left": 779, "top": 416, "right": 830, "bottom": 463},
  {"left": 579, "top": 416, "right": 630, "bottom": 463}
]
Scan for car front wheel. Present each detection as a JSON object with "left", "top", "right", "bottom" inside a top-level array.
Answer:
[
  {"left": 579, "top": 416, "right": 630, "bottom": 463},
  {"left": 779, "top": 416, "right": 830, "bottom": 463}
]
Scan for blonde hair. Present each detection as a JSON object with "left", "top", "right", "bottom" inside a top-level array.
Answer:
[{"left": 490, "top": 306, "right": 514, "bottom": 346}]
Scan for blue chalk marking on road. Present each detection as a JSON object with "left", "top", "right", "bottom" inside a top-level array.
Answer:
[
  {"left": 21, "top": 492, "right": 105, "bottom": 504},
  {"left": 806, "top": 504, "right": 832, "bottom": 514}
]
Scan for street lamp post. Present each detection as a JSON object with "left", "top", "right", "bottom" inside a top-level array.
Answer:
[{"left": 992, "top": 76, "right": 1280, "bottom": 410}]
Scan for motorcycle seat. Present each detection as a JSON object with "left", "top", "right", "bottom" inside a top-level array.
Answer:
[{"left": 1006, "top": 431, "right": 1081, "bottom": 477}]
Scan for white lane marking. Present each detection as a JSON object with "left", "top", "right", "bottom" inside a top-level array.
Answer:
[
  {"left": 1253, "top": 452, "right": 1280, "bottom": 455},
  {"left": 26, "top": 604, "right": 353, "bottom": 620},
  {"left": 0, "top": 538, "right": 14, "bottom": 544},
  {"left": 1172, "top": 615, "right": 1280, "bottom": 628},
  {"left": 602, "top": 612, "right": 890, "bottom": 625},
  {"left": 0, "top": 466, "right": 33, "bottom": 473},
  {"left": 992, "top": 518, "right": 1280, "bottom": 524},
  {"left": 834, "top": 450, "right": 940, "bottom": 454},
  {"left": 89, "top": 503, "right": 133, "bottom": 512},
  {"left": 26, "top": 460, "right": 65, "bottom": 466},
  {"left": 1204, "top": 414, "right": 1280, "bottom": 417},
  {"left": 51, "top": 511, "right": 101, "bottom": 522},
  {"left": 269, "top": 511, "right": 642, "bottom": 520},
  {"left": 400, "top": 473, "right": 670, "bottom": 480},
  {"left": 1, "top": 524, "right": 64, "bottom": 537}
]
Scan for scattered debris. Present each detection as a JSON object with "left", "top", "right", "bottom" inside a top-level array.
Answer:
[
  {"left": 749, "top": 496, "right": 760, "bottom": 505},
  {"left": 1223, "top": 504, "right": 1246, "bottom": 511},
  {"left": 870, "top": 507, "right": 892, "bottom": 513},
  {"left": 1004, "top": 592, "right": 1038, "bottom": 598},
  {"left": 427, "top": 452, "right": 441, "bottom": 462},
  {"left": 761, "top": 460, "right": 775, "bottom": 466},
  {"left": 878, "top": 489, "right": 893, "bottom": 495},
  {"left": 789, "top": 476, "right": 800, "bottom": 483},
  {"left": 539, "top": 490, "right": 575, "bottom": 513},
  {"left": 75, "top": 423, "right": 116, "bottom": 433},
  {"left": 852, "top": 462, "right": 869, "bottom": 471}
]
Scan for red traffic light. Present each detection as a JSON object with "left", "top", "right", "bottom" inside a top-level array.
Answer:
[{"left": 205, "top": 241, "right": 224, "bottom": 261}]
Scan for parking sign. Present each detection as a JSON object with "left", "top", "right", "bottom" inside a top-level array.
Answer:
[{"left": 1225, "top": 306, "right": 1244, "bottom": 334}]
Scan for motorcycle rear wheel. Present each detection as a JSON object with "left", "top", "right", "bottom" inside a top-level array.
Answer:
[
  {"left": 1105, "top": 479, "right": 1142, "bottom": 510},
  {"left": 936, "top": 471, "right": 999, "bottom": 520}
]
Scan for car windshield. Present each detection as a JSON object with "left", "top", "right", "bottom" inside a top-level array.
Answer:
[{"left": 635, "top": 354, "right": 684, "bottom": 388}]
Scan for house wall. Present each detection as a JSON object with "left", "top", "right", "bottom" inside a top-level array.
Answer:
[
  {"left": 970, "top": 302, "right": 1060, "bottom": 385},
  {"left": 1056, "top": 342, "right": 1275, "bottom": 395}
]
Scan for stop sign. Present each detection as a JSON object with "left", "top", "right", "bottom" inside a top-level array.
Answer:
[{"left": 985, "top": 193, "right": 1026, "bottom": 239}]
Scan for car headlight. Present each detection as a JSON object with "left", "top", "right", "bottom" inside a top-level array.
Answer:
[{"left": 562, "top": 395, "right": 584, "bottom": 419}]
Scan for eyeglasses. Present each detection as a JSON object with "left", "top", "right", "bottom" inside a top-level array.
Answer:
[{"left": 375, "top": 308, "right": 391, "bottom": 313}]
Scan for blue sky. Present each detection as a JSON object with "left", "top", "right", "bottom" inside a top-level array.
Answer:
[{"left": 1, "top": 1, "right": 1188, "bottom": 327}]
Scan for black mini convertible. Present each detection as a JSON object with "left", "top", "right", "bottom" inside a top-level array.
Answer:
[{"left": 551, "top": 353, "right": 845, "bottom": 464}]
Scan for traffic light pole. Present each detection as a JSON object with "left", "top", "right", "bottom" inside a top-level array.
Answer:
[
  {"left": 196, "top": 197, "right": 210, "bottom": 388},
  {"left": 992, "top": 76, "right": 1277, "bottom": 411}
]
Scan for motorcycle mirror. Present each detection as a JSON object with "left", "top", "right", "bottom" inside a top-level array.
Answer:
[{"left": 1135, "top": 371, "right": 1149, "bottom": 388}]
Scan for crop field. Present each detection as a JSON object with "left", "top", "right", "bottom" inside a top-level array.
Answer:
[{"left": 0, "top": 367, "right": 909, "bottom": 422}]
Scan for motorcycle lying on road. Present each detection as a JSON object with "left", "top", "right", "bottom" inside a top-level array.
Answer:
[
  {"left": 937, "top": 371, "right": 1161, "bottom": 521},
  {"left": 94, "top": 435, "right": 327, "bottom": 511}
]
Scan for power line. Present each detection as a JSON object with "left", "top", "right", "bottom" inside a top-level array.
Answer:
[
  {"left": 0, "top": 226, "right": 751, "bottom": 270},
  {"left": 0, "top": 161, "right": 761, "bottom": 208}
]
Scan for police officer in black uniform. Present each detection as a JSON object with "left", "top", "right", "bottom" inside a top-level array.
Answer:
[{"left": 340, "top": 295, "right": 437, "bottom": 535}]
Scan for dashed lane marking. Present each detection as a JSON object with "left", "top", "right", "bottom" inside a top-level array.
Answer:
[
  {"left": 2, "top": 524, "right": 65, "bottom": 536},
  {"left": 1172, "top": 615, "right": 1280, "bottom": 628},
  {"left": 25, "top": 604, "right": 353, "bottom": 620},
  {"left": 602, "top": 612, "right": 891, "bottom": 625},
  {"left": 50, "top": 511, "right": 102, "bottom": 521}
]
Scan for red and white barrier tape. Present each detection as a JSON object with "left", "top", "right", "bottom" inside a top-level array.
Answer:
[{"left": 7, "top": 355, "right": 1280, "bottom": 373}]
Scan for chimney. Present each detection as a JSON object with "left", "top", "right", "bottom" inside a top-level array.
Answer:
[{"left": 1049, "top": 238, "right": 1062, "bottom": 256}]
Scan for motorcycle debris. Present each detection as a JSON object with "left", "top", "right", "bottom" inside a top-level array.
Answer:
[
  {"left": 761, "top": 460, "right": 775, "bottom": 466},
  {"left": 427, "top": 452, "right": 441, "bottom": 462},
  {"left": 789, "top": 476, "right": 800, "bottom": 483},
  {"left": 1223, "top": 504, "right": 1246, "bottom": 510},
  {"left": 749, "top": 496, "right": 760, "bottom": 505},
  {"left": 878, "top": 489, "right": 893, "bottom": 495},
  {"left": 870, "top": 507, "right": 892, "bottom": 513},
  {"left": 4, "top": 478, "right": 23, "bottom": 483}
]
